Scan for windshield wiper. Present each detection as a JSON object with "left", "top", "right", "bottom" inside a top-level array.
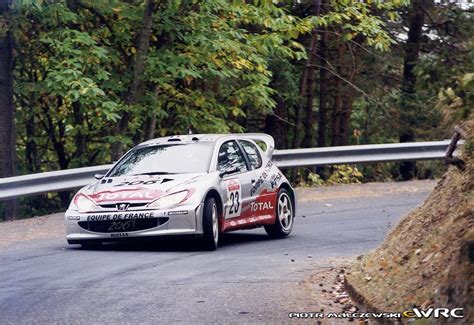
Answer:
[{"left": 132, "top": 172, "right": 175, "bottom": 176}]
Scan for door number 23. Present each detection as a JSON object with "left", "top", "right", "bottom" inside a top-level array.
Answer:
[
  {"left": 229, "top": 191, "right": 240, "bottom": 215},
  {"left": 225, "top": 179, "right": 242, "bottom": 218}
]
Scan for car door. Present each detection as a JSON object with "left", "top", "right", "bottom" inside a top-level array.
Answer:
[
  {"left": 217, "top": 140, "right": 256, "bottom": 223},
  {"left": 238, "top": 139, "right": 276, "bottom": 218}
]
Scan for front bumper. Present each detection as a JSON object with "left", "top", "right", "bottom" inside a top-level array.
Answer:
[{"left": 64, "top": 203, "right": 203, "bottom": 242}]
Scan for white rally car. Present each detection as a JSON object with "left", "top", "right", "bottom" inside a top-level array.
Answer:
[{"left": 65, "top": 134, "right": 296, "bottom": 250}]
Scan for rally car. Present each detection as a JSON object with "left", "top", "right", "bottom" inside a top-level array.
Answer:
[{"left": 65, "top": 134, "right": 296, "bottom": 250}]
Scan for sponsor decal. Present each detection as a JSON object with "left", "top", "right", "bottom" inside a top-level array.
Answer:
[
  {"left": 227, "top": 179, "right": 240, "bottom": 191},
  {"left": 250, "top": 161, "right": 273, "bottom": 196},
  {"left": 114, "top": 180, "right": 160, "bottom": 187},
  {"left": 269, "top": 172, "right": 283, "bottom": 189},
  {"left": 250, "top": 201, "right": 274, "bottom": 212},
  {"left": 168, "top": 210, "right": 189, "bottom": 215},
  {"left": 86, "top": 212, "right": 155, "bottom": 221},
  {"left": 225, "top": 178, "right": 242, "bottom": 218},
  {"left": 91, "top": 188, "right": 163, "bottom": 202},
  {"left": 223, "top": 214, "right": 273, "bottom": 230},
  {"left": 110, "top": 233, "right": 129, "bottom": 238},
  {"left": 107, "top": 220, "right": 135, "bottom": 232}
]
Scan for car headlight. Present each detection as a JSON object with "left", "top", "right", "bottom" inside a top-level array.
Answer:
[
  {"left": 72, "top": 194, "right": 98, "bottom": 212},
  {"left": 147, "top": 190, "right": 189, "bottom": 209}
]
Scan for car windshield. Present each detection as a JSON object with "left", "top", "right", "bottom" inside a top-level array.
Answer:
[{"left": 107, "top": 143, "right": 213, "bottom": 177}]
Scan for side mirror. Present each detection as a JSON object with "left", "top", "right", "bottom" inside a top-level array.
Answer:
[
  {"left": 219, "top": 166, "right": 240, "bottom": 178},
  {"left": 94, "top": 174, "right": 105, "bottom": 180}
]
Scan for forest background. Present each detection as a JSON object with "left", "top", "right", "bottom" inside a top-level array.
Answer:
[{"left": 0, "top": 0, "right": 472, "bottom": 219}]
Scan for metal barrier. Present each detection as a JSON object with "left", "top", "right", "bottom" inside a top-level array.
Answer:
[
  {"left": 272, "top": 140, "right": 457, "bottom": 168},
  {"left": 0, "top": 140, "right": 461, "bottom": 201}
]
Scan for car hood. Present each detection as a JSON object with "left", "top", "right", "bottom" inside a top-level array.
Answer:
[{"left": 84, "top": 173, "right": 207, "bottom": 204}]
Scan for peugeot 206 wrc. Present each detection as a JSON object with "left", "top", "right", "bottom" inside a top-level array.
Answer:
[{"left": 65, "top": 134, "right": 296, "bottom": 250}]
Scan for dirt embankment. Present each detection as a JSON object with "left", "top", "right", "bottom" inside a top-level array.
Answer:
[{"left": 347, "top": 122, "right": 474, "bottom": 323}]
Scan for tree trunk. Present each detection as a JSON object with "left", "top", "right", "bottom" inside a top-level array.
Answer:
[
  {"left": 143, "top": 113, "right": 157, "bottom": 141},
  {"left": 25, "top": 113, "right": 39, "bottom": 172},
  {"left": 112, "top": 0, "right": 155, "bottom": 159},
  {"left": 265, "top": 94, "right": 288, "bottom": 149},
  {"left": 331, "top": 41, "right": 344, "bottom": 146},
  {"left": 72, "top": 101, "right": 87, "bottom": 165},
  {"left": 293, "top": 30, "right": 317, "bottom": 149},
  {"left": 302, "top": 0, "right": 321, "bottom": 148},
  {"left": 66, "top": 0, "right": 89, "bottom": 167},
  {"left": 399, "top": 0, "right": 425, "bottom": 180},
  {"left": 317, "top": 24, "right": 328, "bottom": 148},
  {"left": 339, "top": 93, "right": 353, "bottom": 146},
  {"left": 0, "top": 1, "right": 17, "bottom": 220},
  {"left": 292, "top": 0, "right": 321, "bottom": 149},
  {"left": 338, "top": 41, "right": 357, "bottom": 146}
]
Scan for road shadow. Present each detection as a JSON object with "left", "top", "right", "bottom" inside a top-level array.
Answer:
[{"left": 67, "top": 231, "right": 274, "bottom": 252}]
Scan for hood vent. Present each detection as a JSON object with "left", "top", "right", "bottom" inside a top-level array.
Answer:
[{"left": 100, "top": 178, "right": 113, "bottom": 184}]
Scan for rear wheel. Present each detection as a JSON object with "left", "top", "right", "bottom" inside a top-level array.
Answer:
[
  {"left": 264, "top": 188, "right": 294, "bottom": 238},
  {"left": 202, "top": 197, "right": 219, "bottom": 250}
]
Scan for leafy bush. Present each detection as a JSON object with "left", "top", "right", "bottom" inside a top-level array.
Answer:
[{"left": 327, "top": 165, "right": 364, "bottom": 185}]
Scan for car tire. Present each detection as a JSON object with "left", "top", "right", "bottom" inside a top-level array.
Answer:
[
  {"left": 202, "top": 197, "right": 219, "bottom": 251},
  {"left": 79, "top": 240, "right": 102, "bottom": 250},
  {"left": 264, "top": 188, "right": 294, "bottom": 238}
]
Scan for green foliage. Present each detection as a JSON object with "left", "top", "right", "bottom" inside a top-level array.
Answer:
[
  {"left": 325, "top": 0, "right": 409, "bottom": 51},
  {"left": 327, "top": 165, "right": 364, "bottom": 185},
  {"left": 142, "top": 0, "right": 312, "bottom": 135},
  {"left": 10, "top": 0, "right": 469, "bottom": 218},
  {"left": 295, "top": 165, "right": 364, "bottom": 187},
  {"left": 414, "top": 6, "right": 473, "bottom": 131},
  {"left": 12, "top": 0, "right": 310, "bottom": 172},
  {"left": 12, "top": 0, "right": 410, "bottom": 175},
  {"left": 306, "top": 172, "right": 325, "bottom": 187}
]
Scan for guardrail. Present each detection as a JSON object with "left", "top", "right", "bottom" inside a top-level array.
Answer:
[
  {"left": 271, "top": 140, "right": 460, "bottom": 168},
  {"left": 0, "top": 140, "right": 462, "bottom": 201}
]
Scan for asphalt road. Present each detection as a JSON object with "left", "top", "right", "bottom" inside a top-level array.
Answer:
[{"left": 0, "top": 181, "right": 435, "bottom": 324}]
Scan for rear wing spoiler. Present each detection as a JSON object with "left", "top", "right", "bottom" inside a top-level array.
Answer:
[{"left": 235, "top": 133, "right": 275, "bottom": 158}]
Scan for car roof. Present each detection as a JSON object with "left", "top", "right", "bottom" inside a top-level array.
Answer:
[
  {"left": 139, "top": 133, "right": 270, "bottom": 145},
  {"left": 139, "top": 133, "right": 275, "bottom": 158}
]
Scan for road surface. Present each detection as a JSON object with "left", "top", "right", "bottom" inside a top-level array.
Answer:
[{"left": 0, "top": 181, "right": 435, "bottom": 324}]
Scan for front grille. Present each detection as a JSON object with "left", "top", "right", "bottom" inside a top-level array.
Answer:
[
  {"left": 78, "top": 218, "right": 169, "bottom": 233},
  {"left": 99, "top": 203, "right": 148, "bottom": 209}
]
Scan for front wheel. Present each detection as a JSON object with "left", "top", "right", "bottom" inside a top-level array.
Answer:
[
  {"left": 264, "top": 188, "right": 294, "bottom": 238},
  {"left": 201, "top": 197, "right": 219, "bottom": 250}
]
